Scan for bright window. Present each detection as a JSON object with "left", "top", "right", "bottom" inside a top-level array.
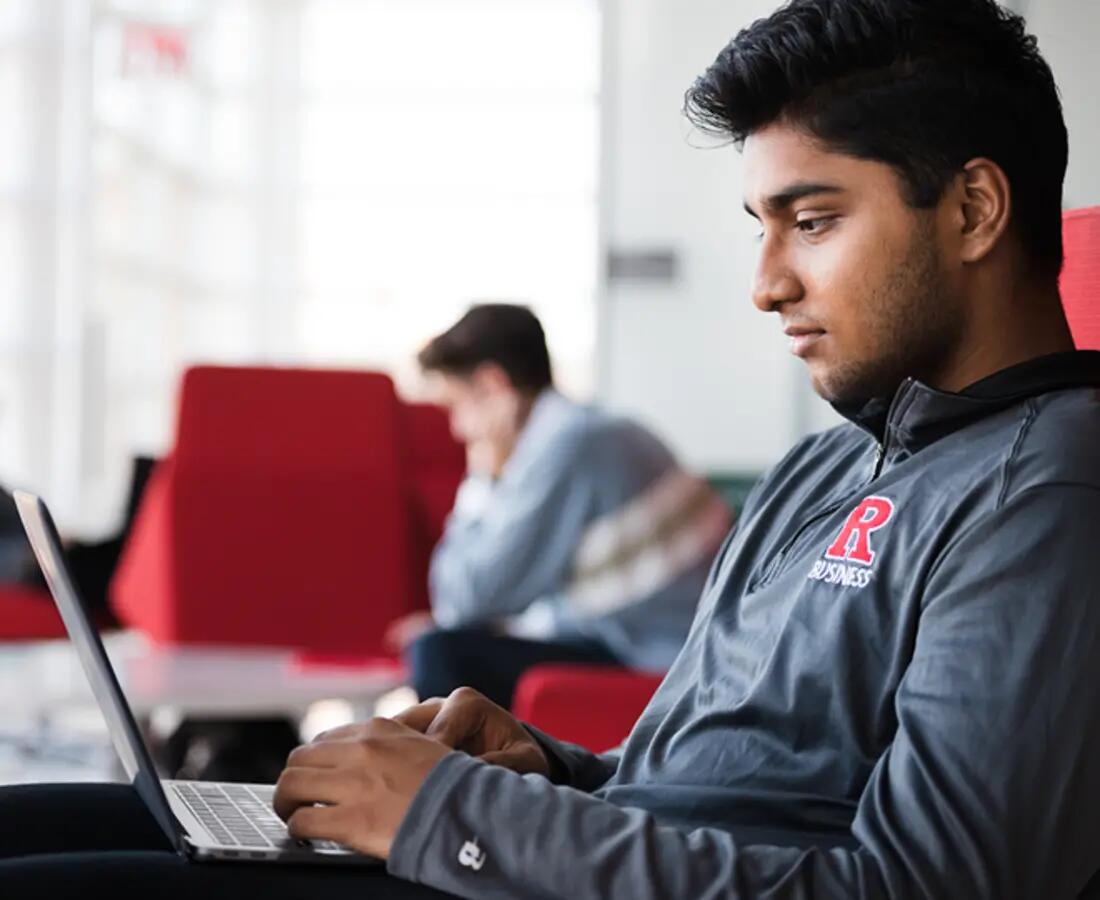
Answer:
[{"left": 2, "top": 0, "right": 600, "bottom": 530}]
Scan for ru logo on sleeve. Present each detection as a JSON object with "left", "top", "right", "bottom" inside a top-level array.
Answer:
[
  {"left": 458, "top": 838, "right": 486, "bottom": 871},
  {"left": 808, "top": 496, "right": 895, "bottom": 589}
]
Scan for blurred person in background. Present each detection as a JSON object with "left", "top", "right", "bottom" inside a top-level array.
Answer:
[{"left": 387, "top": 304, "right": 730, "bottom": 708}]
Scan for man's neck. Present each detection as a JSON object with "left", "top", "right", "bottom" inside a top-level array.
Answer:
[
  {"left": 514, "top": 389, "right": 544, "bottom": 434},
  {"left": 932, "top": 283, "right": 1076, "bottom": 393}
]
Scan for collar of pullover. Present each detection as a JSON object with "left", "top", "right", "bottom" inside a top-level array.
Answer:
[{"left": 832, "top": 350, "right": 1100, "bottom": 454}]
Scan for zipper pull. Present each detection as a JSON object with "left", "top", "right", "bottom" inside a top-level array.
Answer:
[{"left": 872, "top": 444, "right": 885, "bottom": 478}]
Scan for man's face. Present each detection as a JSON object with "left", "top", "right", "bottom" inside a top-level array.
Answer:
[
  {"left": 742, "top": 123, "right": 964, "bottom": 404},
  {"left": 429, "top": 367, "right": 517, "bottom": 444}
]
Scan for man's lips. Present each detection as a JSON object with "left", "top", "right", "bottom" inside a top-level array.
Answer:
[{"left": 784, "top": 325, "right": 826, "bottom": 357}]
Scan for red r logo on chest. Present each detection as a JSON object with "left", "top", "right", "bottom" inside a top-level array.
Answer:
[{"left": 824, "top": 496, "right": 895, "bottom": 566}]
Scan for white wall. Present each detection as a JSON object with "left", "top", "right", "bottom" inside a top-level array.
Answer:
[
  {"left": 596, "top": 0, "right": 835, "bottom": 474},
  {"left": 596, "top": 0, "right": 1100, "bottom": 474},
  {"left": 1023, "top": 0, "right": 1100, "bottom": 210}
]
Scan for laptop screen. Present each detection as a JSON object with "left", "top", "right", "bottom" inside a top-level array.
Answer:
[{"left": 14, "top": 491, "right": 184, "bottom": 852}]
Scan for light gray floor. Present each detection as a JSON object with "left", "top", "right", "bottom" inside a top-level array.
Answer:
[
  {"left": 0, "top": 639, "right": 400, "bottom": 786},
  {"left": 0, "top": 643, "right": 118, "bottom": 785},
  {"left": 0, "top": 708, "right": 118, "bottom": 784}
]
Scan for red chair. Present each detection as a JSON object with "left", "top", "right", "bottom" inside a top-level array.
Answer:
[
  {"left": 400, "top": 403, "right": 465, "bottom": 613},
  {"left": 0, "top": 584, "right": 64, "bottom": 641},
  {"left": 1062, "top": 206, "right": 1100, "bottom": 349},
  {"left": 512, "top": 665, "right": 664, "bottom": 753},
  {"left": 516, "top": 207, "right": 1100, "bottom": 752},
  {"left": 288, "top": 400, "right": 465, "bottom": 672},
  {"left": 111, "top": 366, "right": 413, "bottom": 657}
]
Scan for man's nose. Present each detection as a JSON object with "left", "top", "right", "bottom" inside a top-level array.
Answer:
[{"left": 751, "top": 244, "right": 803, "bottom": 312}]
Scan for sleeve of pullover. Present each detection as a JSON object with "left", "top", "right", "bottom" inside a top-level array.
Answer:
[
  {"left": 523, "top": 724, "right": 622, "bottom": 793},
  {"left": 389, "top": 485, "right": 1100, "bottom": 899}
]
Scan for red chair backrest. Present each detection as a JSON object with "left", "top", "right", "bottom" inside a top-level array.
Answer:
[
  {"left": 126, "top": 366, "right": 412, "bottom": 656},
  {"left": 400, "top": 402, "right": 465, "bottom": 611},
  {"left": 1062, "top": 206, "right": 1100, "bottom": 349},
  {"left": 112, "top": 458, "right": 176, "bottom": 639},
  {"left": 0, "top": 584, "right": 66, "bottom": 640},
  {"left": 512, "top": 664, "right": 664, "bottom": 752}
]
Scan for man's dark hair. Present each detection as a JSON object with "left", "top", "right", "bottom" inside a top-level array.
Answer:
[
  {"left": 418, "top": 304, "right": 553, "bottom": 392},
  {"left": 685, "top": 0, "right": 1068, "bottom": 280}
]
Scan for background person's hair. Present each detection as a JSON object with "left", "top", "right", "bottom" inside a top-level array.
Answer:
[
  {"left": 418, "top": 304, "right": 554, "bottom": 392},
  {"left": 684, "top": 0, "right": 1068, "bottom": 281}
]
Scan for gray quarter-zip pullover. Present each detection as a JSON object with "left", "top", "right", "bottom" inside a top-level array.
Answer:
[{"left": 391, "top": 351, "right": 1100, "bottom": 899}]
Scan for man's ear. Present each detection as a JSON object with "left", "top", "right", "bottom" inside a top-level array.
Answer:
[
  {"left": 470, "top": 362, "right": 514, "bottom": 394},
  {"left": 953, "top": 157, "right": 1013, "bottom": 265}
]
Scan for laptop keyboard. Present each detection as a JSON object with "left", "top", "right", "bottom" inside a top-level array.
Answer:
[{"left": 172, "top": 782, "right": 343, "bottom": 851}]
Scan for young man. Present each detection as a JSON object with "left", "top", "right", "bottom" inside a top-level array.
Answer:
[
  {"left": 391, "top": 304, "right": 730, "bottom": 708},
  {"left": 4, "top": 0, "right": 1099, "bottom": 896}
]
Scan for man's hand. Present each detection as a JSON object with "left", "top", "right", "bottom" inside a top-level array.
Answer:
[
  {"left": 465, "top": 388, "right": 526, "bottom": 479},
  {"left": 395, "top": 686, "right": 551, "bottom": 778},
  {"left": 465, "top": 437, "right": 512, "bottom": 480},
  {"left": 273, "top": 717, "right": 452, "bottom": 860}
]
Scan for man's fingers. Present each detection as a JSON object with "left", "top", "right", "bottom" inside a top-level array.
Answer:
[
  {"left": 424, "top": 687, "right": 488, "bottom": 748},
  {"left": 424, "top": 706, "right": 478, "bottom": 749},
  {"left": 480, "top": 745, "right": 548, "bottom": 776},
  {"left": 273, "top": 766, "right": 351, "bottom": 821},
  {"left": 313, "top": 722, "right": 364, "bottom": 742},
  {"left": 286, "top": 739, "right": 355, "bottom": 769},
  {"left": 286, "top": 804, "right": 347, "bottom": 844},
  {"left": 393, "top": 698, "right": 445, "bottom": 733},
  {"left": 314, "top": 715, "right": 412, "bottom": 744}
]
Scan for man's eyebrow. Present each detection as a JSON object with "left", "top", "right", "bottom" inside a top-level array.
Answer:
[{"left": 743, "top": 182, "right": 845, "bottom": 219}]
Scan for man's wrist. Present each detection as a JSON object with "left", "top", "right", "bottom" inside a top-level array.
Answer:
[
  {"left": 521, "top": 724, "right": 572, "bottom": 786},
  {"left": 452, "top": 475, "right": 495, "bottom": 519},
  {"left": 387, "top": 752, "right": 482, "bottom": 880}
]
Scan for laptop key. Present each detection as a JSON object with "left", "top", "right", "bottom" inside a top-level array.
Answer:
[
  {"left": 173, "top": 783, "right": 274, "bottom": 848},
  {"left": 172, "top": 783, "right": 357, "bottom": 853}
]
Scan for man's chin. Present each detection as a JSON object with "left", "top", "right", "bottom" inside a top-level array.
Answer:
[
  {"left": 810, "top": 362, "right": 911, "bottom": 409},
  {"left": 806, "top": 361, "right": 879, "bottom": 406},
  {"left": 806, "top": 363, "right": 844, "bottom": 404},
  {"left": 810, "top": 380, "right": 848, "bottom": 405}
]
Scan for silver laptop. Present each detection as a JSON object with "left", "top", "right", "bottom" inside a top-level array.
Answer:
[{"left": 15, "top": 490, "right": 378, "bottom": 866}]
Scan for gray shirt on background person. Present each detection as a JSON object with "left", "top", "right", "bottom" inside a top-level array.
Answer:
[{"left": 429, "top": 389, "right": 732, "bottom": 671}]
